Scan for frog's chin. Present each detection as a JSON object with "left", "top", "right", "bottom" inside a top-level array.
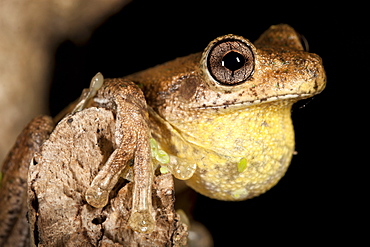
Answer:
[{"left": 198, "top": 93, "right": 311, "bottom": 109}]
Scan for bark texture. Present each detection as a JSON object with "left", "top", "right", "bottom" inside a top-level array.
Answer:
[
  {"left": 0, "top": 116, "right": 54, "bottom": 246},
  {"left": 1, "top": 108, "right": 187, "bottom": 246}
]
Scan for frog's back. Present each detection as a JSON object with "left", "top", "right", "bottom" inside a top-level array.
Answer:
[{"left": 124, "top": 52, "right": 202, "bottom": 109}]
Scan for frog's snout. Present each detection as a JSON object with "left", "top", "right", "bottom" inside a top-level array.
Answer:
[{"left": 298, "top": 58, "right": 326, "bottom": 96}]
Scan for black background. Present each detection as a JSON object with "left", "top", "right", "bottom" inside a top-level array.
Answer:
[{"left": 50, "top": 1, "right": 366, "bottom": 246}]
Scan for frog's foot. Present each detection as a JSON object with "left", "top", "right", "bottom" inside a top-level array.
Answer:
[
  {"left": 85, "top": 147, "right": 132, "bottom": 208},
  {"left": 85, "top": 128, "right": 155, "bottom": 232},
  {"left": 84, "top": 90, "right": 155, "bottom": 233},
  {"left": 85, "top": 133, "right": 155, "bottom": 233}
]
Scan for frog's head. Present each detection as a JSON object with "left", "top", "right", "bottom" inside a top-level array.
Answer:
[
  {"left": 198, "top": 26, "right": 326, "bottom": 110},
  {"left": 127, "top": 24, "right": 326, "bottom": 121},
  {"left": 164, "top": 24, "right": 326, "bottom": 118}
]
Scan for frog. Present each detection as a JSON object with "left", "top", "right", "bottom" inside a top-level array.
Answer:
[
  {"left": 0, "top": 24, "right": 326, "bottom": 238},
  {"left": 120, "top": 23, "right": 326, "bottom": 202}
]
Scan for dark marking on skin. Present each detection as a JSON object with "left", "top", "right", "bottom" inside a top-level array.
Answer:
[
  {"left": 260, "top": 98, "right": 267, "bottom": 103},
  {"left": 178, "top": 75, "right": 198, "bottom": 101},
  {"left": 249, "top": 86, "right": 258, "bottom": 97}
]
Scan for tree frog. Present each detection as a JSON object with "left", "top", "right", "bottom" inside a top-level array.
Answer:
[
  {"left": 0, "top": 24, "right": 326, "bottom": 236},
  {"left": 122, "top": 24, "right": 326, "bottom": 200},
  {"left": 80, "top": 23, "right": 326, "bottom": 232}
]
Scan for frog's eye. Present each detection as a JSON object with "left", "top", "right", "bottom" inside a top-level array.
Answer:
[{"left": 207, "top": 38, "right": 254, "bottom": 86}]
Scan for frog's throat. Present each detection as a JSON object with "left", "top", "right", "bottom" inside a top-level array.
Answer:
[{"left": 150, "top": 101, "right": 295, "bottom": 201}]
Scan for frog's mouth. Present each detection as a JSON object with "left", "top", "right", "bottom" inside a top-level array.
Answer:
[{"left": 197, "top": 93, "right": 311, "bottom": 109}]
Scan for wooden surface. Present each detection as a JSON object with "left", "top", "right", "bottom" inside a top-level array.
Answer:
[{"left": 1, "top": 108, "right": 187, "bottom": 246}]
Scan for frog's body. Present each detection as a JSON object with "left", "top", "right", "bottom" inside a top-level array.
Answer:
[{"left": 124, "top": 24, "right": 326, "bottom": 200}]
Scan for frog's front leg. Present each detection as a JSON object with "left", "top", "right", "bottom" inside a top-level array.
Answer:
[{"left": 84, "top": 79, "right": 155, "bottom": 233}]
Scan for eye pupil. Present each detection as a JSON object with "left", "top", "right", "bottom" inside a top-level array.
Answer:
[{"left": 222, "top": 51, "right": 245, "bottom": 72}]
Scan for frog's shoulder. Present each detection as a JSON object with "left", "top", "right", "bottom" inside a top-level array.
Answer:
[{"left": 124, "top": 52, "right": 202, "bottom": 107}]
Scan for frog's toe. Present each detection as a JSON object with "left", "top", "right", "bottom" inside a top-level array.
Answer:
[
  {"left": 128, "top": 209, "right": 155, "bottom": 233},
  {"left": 85, "top": 185, "right": 109, "bottom": 208},
  {"left": 168, "top": 156, "right": 197, "bottom": 180},
  {"left": 90, "top": 72, "right": 104, "bottom": 94}
]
